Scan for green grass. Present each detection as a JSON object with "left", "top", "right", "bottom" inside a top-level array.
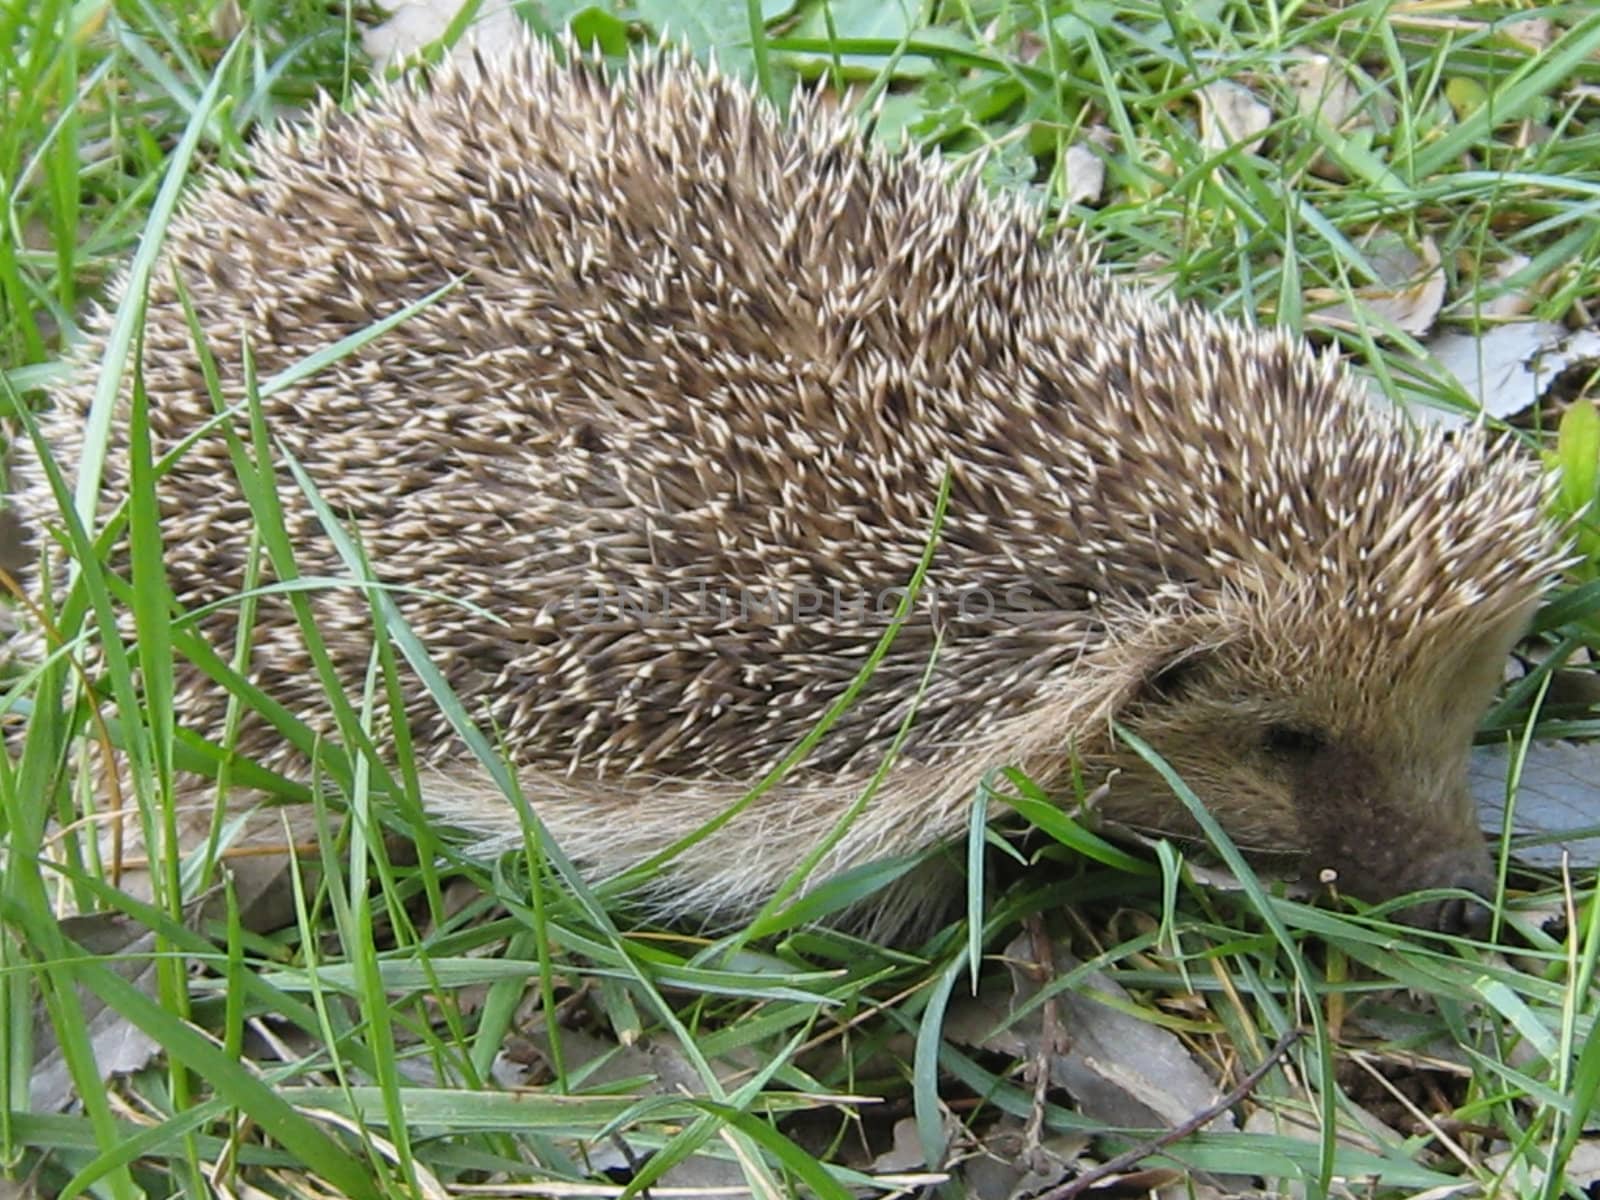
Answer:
[{"left": 5, "top": 0, "right": 1600, "bottom": 1197}]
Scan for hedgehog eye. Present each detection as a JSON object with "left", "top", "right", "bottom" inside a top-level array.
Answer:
[{"left": 1262, "top": 724, "right": 1326, "bottom": 757}]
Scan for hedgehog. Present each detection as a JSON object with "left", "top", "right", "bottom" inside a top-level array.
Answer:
[{"left": 8, "top": 36, "right": 1560, "bottom": 938}]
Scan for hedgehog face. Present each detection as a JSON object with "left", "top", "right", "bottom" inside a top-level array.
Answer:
[{"left": 1095, "top": 604, "right": 1533, "bottom": 935}]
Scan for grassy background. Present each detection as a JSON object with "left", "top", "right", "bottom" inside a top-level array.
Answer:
[{"left": 4, "top": 1, "right": 1600, "bottom": 1197}]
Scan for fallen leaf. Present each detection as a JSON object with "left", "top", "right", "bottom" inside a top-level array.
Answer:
[
  {"left": 1485, "top": 1137, "right": 1600, "bottom": 1196},
  {"left": 1500, "top": 17, "right": 1559, "bottom": 52},
  {"left": 1198, "top": 80, "right": 1271, "bottom": 154},
  {"left": 1446, "top": 252, "right": 1536, "bottom": 321},
  {"left": 1425, "top": 321, "right": 1600, "bottom": 426},
  {"left": 1470, "top": 742, "right": 1600, "bottom": 871},
  {"left": 951, "top": 1115, "right": 1091, "bottom": 1200},
  {"left": 871, "top": 1117, "right": 936, "bottom": 1173},
  {"left": 1282, "top": 50, "right": 1398, "bottom": 184},
  {"left": 1284, "top": 52, "right": 1362, "bottom": 131},
  {"left": 1062, "top": 139, "right": 1107, "bottom": 206},
  {"left": 363, "top": 0, "right": 523, "bottom": 72},
  {"left": 946, "top": 932, "right": 1237, "bottom": 1133},
  {"left": 30, "top": 912, "right": 185, "bottom": 1111},
  {"left": 1241, "top": 1098, "right": 1409, "bottom": 1200},
  {"left": 1305, "top": 236, "right": 1444, "bottom": 337}
]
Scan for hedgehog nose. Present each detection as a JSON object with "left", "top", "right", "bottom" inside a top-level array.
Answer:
[
  {"left": 1434, "top": 891, "right": 1493, "bottom": 938},
  {"left": 1411, "top": 851, "right": 1496, "bottom": 937}
]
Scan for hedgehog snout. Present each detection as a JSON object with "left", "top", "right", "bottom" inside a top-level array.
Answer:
[
  {"left": 1281, "top": 739, "right": 1497, "bottom": 934},
  {"left": 1391, "top": 847, "right": 1497, "bottom": 937},
  {"left": 1314, "top": 837, "right": 1496, "bottom": 935}
]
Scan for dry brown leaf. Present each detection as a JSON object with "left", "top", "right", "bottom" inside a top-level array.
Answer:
[
  {"left": 1470, "top": 741, "right": 1600, "bottom": 871},
  {"left": 1061, "top": 140, "right": 1106, "bottom": 206},
  {"left": 945, "top": 931, "right": 1237, "bottom": 1133},
  {"left": 31, "top": 911, "right": 201, "bottom": 1111},
  {"left": 1446, "top": 252, "right": 1536, "bottom": 321},
  {"left": 1485, "top": 1139, "right": 1600, "bottom": 1196},
  {"left": 1305, "top": 236, "right": 1444, "bottom": 337},
  {"left": 1282, "top": 49, "right": 1398, "bottom": 184},
  {"left": 43, "top": 788, "right": 317, "bottom": 935},
  {"left": 363, "top": 0, "right": 522, "bottom": 71},
  {"left": 1242, "top": 1095, "right": 1408, "bottom": 1200},
  {"left": 1284, "top": 51, "right": 1363, "bottom": 131},
  {"left": 1427, "top": 321, "right": 1600, "bottom": 424},
  {"left": 951, "top": 1116, "right": 1091, "bottom": 1200},
  {"left": 1501, "top": 17, "right": 1559, "bottom": 52},
  {"left": 1198, "top": 80, "right": 1271, "bottom": 154},
  {"left": 871, "top": 1116, "right": 941, "bottom": 1173}
]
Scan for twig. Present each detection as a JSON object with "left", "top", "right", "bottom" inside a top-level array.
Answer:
[{"left": 1022, "top": 914, "right": 1069, "bottom": 1152}]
